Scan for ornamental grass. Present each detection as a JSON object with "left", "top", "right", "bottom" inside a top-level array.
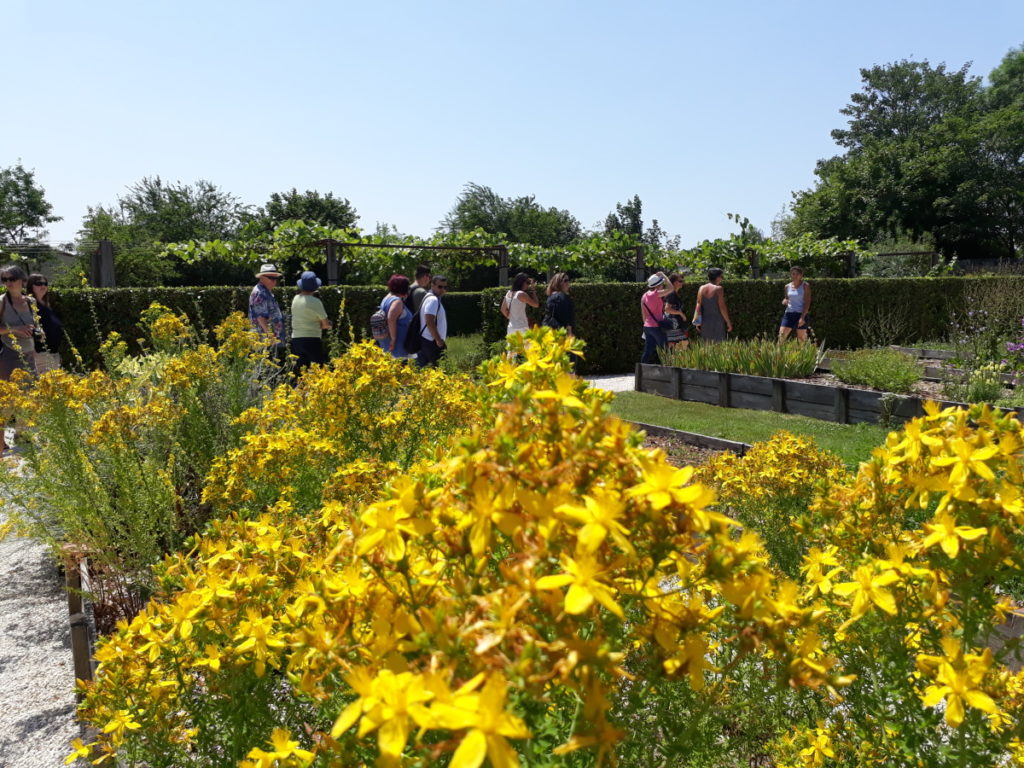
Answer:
[
  {"left": 660, "top": 336, "right": 825, "bottom": 378},
  {"left": 53, "top": 328, "right": 1024, "bottom": 767}
]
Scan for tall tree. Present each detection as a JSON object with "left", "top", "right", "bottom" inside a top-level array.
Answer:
[
  {"left": 604, "top": 195, "right": 644, "bottom": 237},
  {"left": 0, "top": 163, "right": 61, "bottom": 245},
  {"left": 788, "top": 55, "right": 1023, "bottom": 258},
  {"left": 441, "top": 183, "right": 582, "bottom": 246},
  {"left": 604, "top": 194, "right": 682, "bottom": 250},
  {"left": 78, "top": 177, "right": 249, "bottom": 286},
  {"left": 243, "top": 188, "right": 358, "bottom": 236}
]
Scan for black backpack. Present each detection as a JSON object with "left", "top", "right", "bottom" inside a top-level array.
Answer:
[{"left": 404, "top": 294, "right": 423, "bottom": 354}]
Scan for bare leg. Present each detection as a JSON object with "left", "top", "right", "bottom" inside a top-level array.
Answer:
[
  {"left": 779, "top": 326, "right": 793, "bottom": 342},
  {"left": 796, "top": 327, "right": 808, "bottom": 342}
]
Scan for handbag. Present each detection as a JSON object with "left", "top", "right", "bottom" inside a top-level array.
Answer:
[
  {"left": 33, "top": 326, "right": 47, "bottom": 353},
  {"left": 643, "top": 299, "right": 674, "bottom": 330}
]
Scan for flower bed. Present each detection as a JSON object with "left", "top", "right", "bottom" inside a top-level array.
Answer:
[
  {"left": 6, "top": 324, "right": 1024, "bottom": 767},
  {"left": 636, "top": 362, "right": 1024, "bottom": 426}
]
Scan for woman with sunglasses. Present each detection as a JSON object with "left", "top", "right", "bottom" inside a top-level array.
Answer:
[
  {"left": 27, "top": 273, "right": 62, "bottom": 374},
  {"left": 0, "top": 265, "right": 38, "bottom": 452}
]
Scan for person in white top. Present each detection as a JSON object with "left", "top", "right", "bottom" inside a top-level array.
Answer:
[
  {"left": 500, "top": 272, "right": 540, "bottom": 336},
  {"left": 416, "top": 275, "right": 449, "bottom": 367}
]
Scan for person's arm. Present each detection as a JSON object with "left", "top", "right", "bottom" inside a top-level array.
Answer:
[
  {"left": 693, "top": 286, "right": 703, "bottom": 321},
  {"left": 500, "top": 293, "right": 511, "bottom": 319},
  {"left": 424, "top": 311, "right": 445, "bottom": 348},
  {"left": 800, "top": 283, "right": 811, "bottom": 323},
  {"left": 519, "top": 290, "right": 539, "bottom": 308},
  {"left": 717, "top": 287, "right": 733, "bottom": 332},
  {"left": 386, "top": 298, "right": 403, "bottom": 350},
  {"left": 783, "top": 284, "right": 790, "bottom": 307}
]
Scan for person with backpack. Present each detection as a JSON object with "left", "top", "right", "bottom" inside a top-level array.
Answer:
[
  {"left": 416, "top": 275, "right": 449, "bottom": 367},
  {"left": 373, "top": 275, "right": 412, "bottom": 359},
  {"left": 408, "top": 265, "right": 432, "bottom": 315}
]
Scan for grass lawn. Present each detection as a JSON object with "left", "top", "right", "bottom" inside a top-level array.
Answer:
[{"left": 610, "top": 390, "right": 892, "bottom": 466}]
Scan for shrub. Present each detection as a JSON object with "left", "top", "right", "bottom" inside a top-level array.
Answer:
[
  {"left": 0, "top": 308, "right": 277, "bottom": 624},
  {"left": 831, "top": 348, "right": 921, "bottom": 393},
  {"left": 942, "top": 362, "right": 1008, "bottom": 404},
  {"left": 57, "top": 328, "right": 1024, "bottom": 766},
  {"left": 51, "top": 285, "right": 483, "bottom": 370},
  {"left": 481, "top": 277, "right": 1024, "bottom": 374},
  {"left": 660, "top": 336, "right": 824, "bottom": 378}
]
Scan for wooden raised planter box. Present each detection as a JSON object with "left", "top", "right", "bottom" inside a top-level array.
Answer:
[{"left": 634, "top": 364, "right": 1024, "bottom": 427}]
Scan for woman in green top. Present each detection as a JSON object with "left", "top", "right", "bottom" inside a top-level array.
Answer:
[{"left": 291, "top": 271, "right": 330, "bottom": 375}]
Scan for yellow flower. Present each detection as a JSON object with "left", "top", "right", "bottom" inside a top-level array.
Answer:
[
  {"left": 436, "top": 674, "right": 531, "bottom": 768},
  {"left": 920, "top": 647, "right": 999, "bottom": 728},
  {"left": 833, "top": 564, "right": 900, "bottom": 620},
  {"left": 920, "top": 510, "right": 987, "bottom": 558},
  {"left": 535, "top": 551, "right": 625, "bottom": 619},
  {"left": 241, "top": 728, "right": 315, "bottom": 768}
]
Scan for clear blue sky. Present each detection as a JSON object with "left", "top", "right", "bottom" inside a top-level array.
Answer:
[{"left": 5, "top": 0, "right": 1023, "bottom": 248}]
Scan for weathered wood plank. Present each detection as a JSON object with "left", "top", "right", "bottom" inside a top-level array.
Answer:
[
  {"left": 627, "top": 420, "right": 751, "bottom": 455},
  {"left": 680, "top": 368, "right": 720, "bottom": 388},
  {"left": 729, "top": 373, "right": 775, "bottom": 396},
  {"left": 731, "top": 391, "right": 774, "bottom": 411},
  {"left": 785, "top": 399, "right": 835, "bottom": 420},
  {"left": 784, "top": 381, "right": 836, "bottom": 405}
]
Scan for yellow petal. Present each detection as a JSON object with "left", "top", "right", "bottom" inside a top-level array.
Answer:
[
  {"left": 330, "top": 699, "right": 362, "bottom": 739},
  {"left": 535, "top": 574, "right": 573, "bottom": 590},
  {"left": 451, "top": 729, "right": 487, "bottom": 768},
  {"left": 564, "top": 584, "right": 595, "bottom": 614}
]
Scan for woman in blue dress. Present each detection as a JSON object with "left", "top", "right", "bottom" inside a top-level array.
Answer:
[{"left": 377, "top": 274, "right": 412, "bottom": 358}]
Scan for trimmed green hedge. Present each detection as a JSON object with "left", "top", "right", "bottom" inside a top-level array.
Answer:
[
  {"left": 44, "top": 277, "right": 1024, "bottom": 372},
  {"left": 481, "top": 277, "right": 1024, "bottom": 374},
  {"left": 51, "top": 286, "right": 483, "bottom": 368}
]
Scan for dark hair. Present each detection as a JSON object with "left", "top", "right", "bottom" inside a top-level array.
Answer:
[
  {"left": 790, "top": 265, "right": 804, "bottom": 275},
  {"left": 27, "top": 273, "right": 51, "bottom": 306},
  {"left": 1, "top": 264, "right": 27, "bottom": 283},
  {"left": 415, "top": 265, "right": 432, "bottom": 279},
  {"left": 387, "top": 274, "right": 411, "bottom": 295},
  {"left": 431, "top": 275, "right": 448, "bottom": 286},
  {"left": 668, "top": 272, "right": 683, "bottom": 285},
  {"left": 707, "top": 267, "right": 724, "bottom": 282},
  {"left": 511, "top": 272, "right": 533, "bottom": 292}
]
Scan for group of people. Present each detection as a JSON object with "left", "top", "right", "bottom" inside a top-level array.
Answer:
[
  {"left": 640, "top": 266, "right": 811, "bottom": 363},
  {"left": 247, "top": 263, "right": 451, "bottom": 371},
  {"left": 370, "top": 266, "right": 449, "bottom": 367},
  {"left": 499, "top": 271, "right": 575, "bottom": 339},
  {"left": 0, "top": 263, "right": 65, "bottom": 453}
]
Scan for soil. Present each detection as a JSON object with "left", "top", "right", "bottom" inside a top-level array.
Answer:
[
  {"left": 643, "top": 434, "right": 723, "bottom": 467},
  {"left": 803, "top": 371, "right": 947, "bottom": 400}
]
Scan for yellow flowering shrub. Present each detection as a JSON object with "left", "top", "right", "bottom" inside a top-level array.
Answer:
[
  {"left": 76, "top": 329, "right": 842, "bottom": 767},
  {"left": 0, "top": 306, "right": 275, "bottom": 622}
]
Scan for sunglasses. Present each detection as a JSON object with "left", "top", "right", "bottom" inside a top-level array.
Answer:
[
  {"left": 33, "top": 281, "right": 48, "bottom": 287},
  {"left": 436, "top": 284, "right": 449, "bottom": 290},
  {"left": 1, "top": 276, "right": 20, "bottom": 283},
  {"left": 263, "top": 275, "right": 281, "bottom": 281}
]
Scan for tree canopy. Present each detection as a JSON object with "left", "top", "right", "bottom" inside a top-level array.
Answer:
[
  {"left": 788, "top": 47, "right": 1024, "bottom": 259},
  {"left": 242, "top": 188, "right": 358, "bottom": 237},
  {"left": 78, "top": 177, "right": 250, "bottom": 286},
  {"left": 441, "top": 183, "right": 582, "bottom": 247},
  {"left": 0, "top": 163, "right": 61, "bottom": 246}
]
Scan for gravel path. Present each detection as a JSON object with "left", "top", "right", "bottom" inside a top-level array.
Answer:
[
  {"left": 0, "top": 508, "right": 80, "bottom": 768},
  {"left": 586, "top": 373, "right": 635, "bottom": 393}
]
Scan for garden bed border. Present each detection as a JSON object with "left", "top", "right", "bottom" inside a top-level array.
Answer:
[{"left": 635, "top": 363, "right": 1024, "bottom": 426}]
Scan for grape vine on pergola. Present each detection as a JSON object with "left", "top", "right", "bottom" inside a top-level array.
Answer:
[{"left": 318, "top": 239, "right": 512, "bottom": 285}]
